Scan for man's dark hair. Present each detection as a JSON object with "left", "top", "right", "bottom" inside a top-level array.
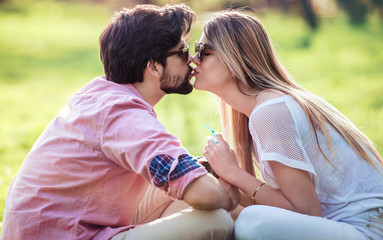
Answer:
[{"left": 99, "top": 4, "right": 195, "bottom": 84}]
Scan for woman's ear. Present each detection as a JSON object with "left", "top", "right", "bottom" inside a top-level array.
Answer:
[{"left": 146, "top": 60, "right": 163, "bottom": 79}]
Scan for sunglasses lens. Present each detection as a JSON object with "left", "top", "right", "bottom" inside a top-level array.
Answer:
[
  {"left": 183, "top": 50, "right": 189, "bottom": 62},
  {"left": 195, "top": 42, "right": 214, "bottom": 61},
  {"left": 195, "top": 43, "right": 199, "bottom": 53},
  {"left": 181, "top": 47, "right": 189, "bottom": 62},
  {"left": 195, "top": 42, "right": 202, "bottom": 61}
]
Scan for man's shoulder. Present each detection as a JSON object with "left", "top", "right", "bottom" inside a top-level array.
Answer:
[
  {"left": 78, "top": 76, "right": 132, "bottom": 96},
  {"left": 61, "top": 76, "right": 155, "bottom": 124},
  {"left": 74, "top": 76, "right": 149, "bottom": 108}
]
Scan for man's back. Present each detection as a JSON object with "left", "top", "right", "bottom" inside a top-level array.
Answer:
[{"left": 1, "top": 76, "right": 205, "bottom": 240}]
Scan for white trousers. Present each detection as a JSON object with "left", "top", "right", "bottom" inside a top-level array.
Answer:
[
  {"left": 235, "top": 205, "right": 383, "bottom": 240},
  {"left": 112, "top": 185, "right": 234, "bottom": 240}
]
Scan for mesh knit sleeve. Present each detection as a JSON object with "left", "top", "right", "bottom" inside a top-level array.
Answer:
[{"left": 249, "top": 99, "right": 317, "bottom": 188}]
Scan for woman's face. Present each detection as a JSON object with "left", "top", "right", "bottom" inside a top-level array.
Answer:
[{"left": 192, "top": 33, "right": 233, "bottom": 94}]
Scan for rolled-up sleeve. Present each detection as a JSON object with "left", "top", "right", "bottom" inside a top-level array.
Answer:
[{"left": 100, "top": 98, "right": 206, "bottom": 199}]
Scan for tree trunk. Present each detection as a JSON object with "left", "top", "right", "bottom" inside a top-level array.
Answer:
[
  {"left": 337, "top": 0, "right": 368, "bottom": 25},
  {"left": 137, "top": 0, "right": 152, "bottom": 4},
  {"left": 300, "top": 0, "right": 318, "bottom": 29}
]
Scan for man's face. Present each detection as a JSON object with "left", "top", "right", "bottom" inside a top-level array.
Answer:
[{"left": 160, "top": 41, "right": 193, "bottom": 95}]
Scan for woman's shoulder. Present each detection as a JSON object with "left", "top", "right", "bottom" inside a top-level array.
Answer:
[
  {"left": 256, "top": 89, "right": 286, "bottom": 104},
  {"left": 250, "top": 90, "right": 292, "bottom": 115}
]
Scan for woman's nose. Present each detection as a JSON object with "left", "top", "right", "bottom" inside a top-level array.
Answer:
[{"left": 189, "top": 53, "right": 200, "bottom": 65}]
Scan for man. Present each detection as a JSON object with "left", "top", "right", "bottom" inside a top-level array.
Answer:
[{"left": 0, "top": 4, "right": 239, "bottom": 240}]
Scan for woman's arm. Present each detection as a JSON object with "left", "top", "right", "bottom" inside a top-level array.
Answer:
[{"left": 204, "top": 134, "right": 322, "bottom": 217}]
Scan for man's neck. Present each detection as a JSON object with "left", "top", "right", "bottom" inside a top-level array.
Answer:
[{"left": 132, "top": 81, "right": 165, "bottom": 107}]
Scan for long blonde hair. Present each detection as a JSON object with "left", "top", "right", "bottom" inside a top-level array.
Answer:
[{"left": 204, "top": 11, "right": 383, "bottom": 175}]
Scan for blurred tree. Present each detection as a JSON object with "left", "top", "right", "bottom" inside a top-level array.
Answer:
[
  {"left": 371, "top": 0, "right": 383, "bottom": 18},
  {"left": 222, "top": 0, "right": 251, "bottom": 9},
  {"left": 90, "top": 0, "right": 152, "bottom": 8},
  {"left": 299, "top": 0, "right": 318, "bottom": 29},
  {"left": 267, "top": 0, "right": 294, "bottom": 13},
  {"left": 336, "top": 0, "right": 383, "bottom": 25},
  {"left": 137, "top": 0, "right": 152, "bottom": 3},
  {"left": 336, "top": 0, "right": 369, "bottom": 25},
  {"left": 266, "top": 0, "right": 318, "bottom": 30}
]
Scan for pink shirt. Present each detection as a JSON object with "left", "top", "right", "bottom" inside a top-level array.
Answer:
[{"left": 1, "top": 76, "right": 206, "bottom": 240}]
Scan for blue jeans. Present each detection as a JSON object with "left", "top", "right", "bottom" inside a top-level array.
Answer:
[
  {"left": 342, "top": 207, "right": 383, "bottom": 240},
  {"left": 235, "top": 205, "right": 383, "bottom": 240}
]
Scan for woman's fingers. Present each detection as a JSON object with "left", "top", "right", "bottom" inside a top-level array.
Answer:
[
  {"left": 207, "top": 137, "right": 216, "bottom": 146},
  {"left": 204, "top": 134, "right": 232, "bottom": 163},
  {"left": 215, "top": 133, "right": 224, "bottom": 142},
  {"left": 203, "top": 144, "right": 212, "bottom": 159}
]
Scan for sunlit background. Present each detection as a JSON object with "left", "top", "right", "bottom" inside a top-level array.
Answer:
[{"left": 1, "top": 0, "right": 383, "bottom": 230}]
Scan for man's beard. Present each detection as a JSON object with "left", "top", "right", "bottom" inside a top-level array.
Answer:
[{"left": 160, "top": 66, "right": 193, "bottom": 95}]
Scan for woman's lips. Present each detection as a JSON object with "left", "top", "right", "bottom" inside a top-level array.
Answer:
[{"left": 191, "top": 69, "right": 199, "bottom": 77}]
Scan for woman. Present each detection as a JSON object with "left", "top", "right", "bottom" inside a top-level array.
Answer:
[{"left": 192, "top": 11, "right": 383, "bottom": 239}]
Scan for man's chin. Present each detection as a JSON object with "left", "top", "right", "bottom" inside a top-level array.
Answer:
[
  {"left": 178, "top": 84, "right": 193, "bottom": 95},
  {"left": 173, "top": 83, "right": 193, "bottom": 95},
  {"left": 160, "top": 69, "right": 194, "bottom": 95},
  {"left": 161, "top": 82, "right": 193, "bottom": 95}
]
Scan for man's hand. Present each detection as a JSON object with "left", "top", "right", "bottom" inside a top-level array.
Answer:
[
  {"left": 218, "top": 177, "right": 240, "bottom": 212},
  {"left": 182, "top": 174, "right": 239, "bottom": 211}
]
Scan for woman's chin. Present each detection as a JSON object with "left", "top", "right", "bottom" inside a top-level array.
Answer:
[
  {"left": 192, "top": 80, "right": 202, "bottom": 90},
  {"left": 193, "top": 78, "right": 211, "bottom": 92}
]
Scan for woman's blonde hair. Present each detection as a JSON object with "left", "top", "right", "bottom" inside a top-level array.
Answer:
[{"left": 203, "top": 11, "right": 383, "bottom": 175}]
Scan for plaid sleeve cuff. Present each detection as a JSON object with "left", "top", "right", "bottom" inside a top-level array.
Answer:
[{"left": 150, "top": 154, "right": 202, "bottom": 193}]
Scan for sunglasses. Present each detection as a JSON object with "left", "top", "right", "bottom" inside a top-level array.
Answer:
[
  {"left": 166, "top": 46, "right": 190, "bottom": 62},
  {"left": 195, "top": 42, "right": 214, "bottom": 61}
]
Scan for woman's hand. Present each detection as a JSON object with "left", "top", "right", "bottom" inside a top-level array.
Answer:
[{"left": 203, "top": 133, "right": 241, "bottom": 179}]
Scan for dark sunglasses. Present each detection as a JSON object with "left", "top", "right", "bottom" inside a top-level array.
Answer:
[
  {"left": 195, "top": 42, "right": 214, "bottom": 61},
  {"left": 166, "top": 46, "right": 189, "bottom": 62}
]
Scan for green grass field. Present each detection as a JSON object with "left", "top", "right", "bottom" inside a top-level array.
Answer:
[{"left": 1, "top": 1, "right": 383, "bottom": 231}]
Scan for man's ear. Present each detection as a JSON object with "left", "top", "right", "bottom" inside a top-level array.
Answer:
[{"left": 146, "top": 60, "right": 163, "bottom": 79}]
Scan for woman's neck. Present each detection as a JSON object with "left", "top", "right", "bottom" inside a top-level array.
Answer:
[{"left": 213, "top": 83, "right": 259, "bottom": 118}]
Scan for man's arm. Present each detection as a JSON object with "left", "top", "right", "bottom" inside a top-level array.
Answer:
[{"left": 182, "top": 173, "right": 240, "bottom": 211}]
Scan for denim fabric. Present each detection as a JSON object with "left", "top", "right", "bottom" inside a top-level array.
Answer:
[
  {"left": 235, "top": 205, "right": 379, "bottom": 240},
  {"left": 342, "top": 207, "right": 383, "bottom": 240}
]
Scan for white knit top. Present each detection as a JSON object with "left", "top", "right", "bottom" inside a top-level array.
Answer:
[{"left": 249, "top": 95, "right": 383, "bottom": 220}]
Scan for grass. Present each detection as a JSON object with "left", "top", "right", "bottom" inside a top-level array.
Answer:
[
  {"left": 265, "top": 12, "right": 383, "bottom": 145},
  {"left": 1, "top": 0, "right": 383, "bottom": 231}
]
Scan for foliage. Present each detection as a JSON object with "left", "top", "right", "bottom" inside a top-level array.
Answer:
[
  {"left": 336, "top": 0, "right": 383, "bottom": 25},
  {"left": 1, "top": 0, "right": 383, "bottom": 231}
]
